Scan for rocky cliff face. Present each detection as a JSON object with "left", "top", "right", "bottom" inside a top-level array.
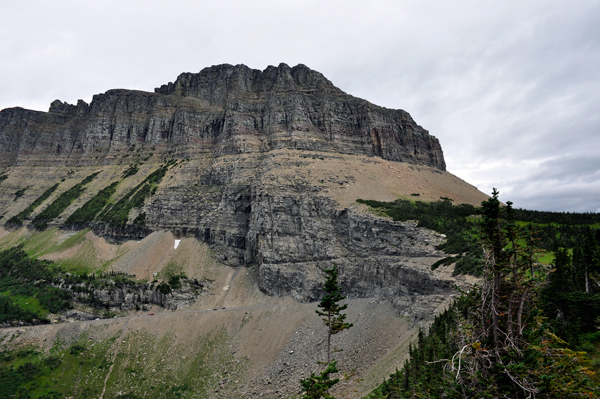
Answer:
[
  {"left": 0, "top": 63, "right": 478, "bottom": 306},
  {"left": 0, "top": 63, "right": 445, "bottom": 170},
  {"left": 71, "top": 279, "right": 208, "bottom": 311}
]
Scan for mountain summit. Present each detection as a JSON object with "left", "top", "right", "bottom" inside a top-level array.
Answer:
[{"left": 0, "top": 63, "right": 445, "bottom": 170}]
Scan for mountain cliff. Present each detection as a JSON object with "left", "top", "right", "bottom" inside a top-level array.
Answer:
[
  {"left": 0, "top": 63, "right": 444, "bottom": 169},
  {"left": 0, "top": 63, "right": 483, "bottom": 305}
]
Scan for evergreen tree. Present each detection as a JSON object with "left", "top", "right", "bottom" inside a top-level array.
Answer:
[
  {"left": 549, "top": 247, "right": 573, "bottom": 294},
  {"left": 300, "top": 265, "right": 353, "bottom": 399},
  {"left": 300, "top": 361, "right": 340, "bottom": 399},
  {"left": 316, "top": 265, "right": 353, "bottom": 364}
]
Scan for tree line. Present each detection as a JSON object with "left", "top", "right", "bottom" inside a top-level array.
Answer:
[{"left": 366, "top": 190, "right": 600, "bottom": 398}]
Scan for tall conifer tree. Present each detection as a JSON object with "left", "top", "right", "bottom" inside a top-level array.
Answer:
[
  {"left": 301, "top": 265, "right": 353, "bottom": 398},
  {"left": 316, "top": 265, "right": 353, "bottom": 364}
]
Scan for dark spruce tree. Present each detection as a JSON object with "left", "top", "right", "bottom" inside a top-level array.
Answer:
[
  {"left": 316, "top": 265, "right": 353, "bottom": 364},
  {"left": 300, "top": 265, "right": 353, "bottom": 399}
]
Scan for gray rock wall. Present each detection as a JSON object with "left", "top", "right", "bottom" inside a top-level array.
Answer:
[{"left": 0, "top": 63, "right": 445, "bottom": 170}]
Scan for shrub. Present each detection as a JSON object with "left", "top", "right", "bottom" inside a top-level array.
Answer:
[
  {"left": 31, "top": 172, "right": 100, "bottom": 229},
  {"left": 98, "top": 160, "right": 175, "bottom": 227},
  {"left": 64, "top": 181, "right": 118, "bottom": 226},
  {"left": 121, "top": 164, "right": 140, "bottom": 179},
  {"left": 6, "top": 183, "right": 60, "bottom": 226}
]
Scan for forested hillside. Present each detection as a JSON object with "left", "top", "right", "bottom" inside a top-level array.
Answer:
[{"left": 364, "top": 191, "right": 600, "bottom": 398}]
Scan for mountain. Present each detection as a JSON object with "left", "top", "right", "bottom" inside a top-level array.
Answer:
[
  {"left": 1, "top": 63, "right": 445, "bottom": 169},
  {"left": 0, "top": 63, "right": 487, "bottom": 397}
]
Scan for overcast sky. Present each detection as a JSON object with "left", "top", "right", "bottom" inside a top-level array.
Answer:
[{"left": 1, "top": 0, "right": 599, "bottom": 212}]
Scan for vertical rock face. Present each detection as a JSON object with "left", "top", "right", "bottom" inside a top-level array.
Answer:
[
  {"left": 143, "top": 153, "right": 454, "bottom": 302},
  {"left": 0, "top": 63, "right": 445, "bottom": 170},
  {"left": 0, "top": 63, "right": 461, "bottom": 302}
]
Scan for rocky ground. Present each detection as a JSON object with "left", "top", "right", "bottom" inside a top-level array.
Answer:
[{"left": 0, "top": 229, "right": 470, "bottom": 398}]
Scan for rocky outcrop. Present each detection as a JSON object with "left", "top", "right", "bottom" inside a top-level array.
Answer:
[
  {"left": 0, "top": 63, "right": 445, "bottom": 170},
  {"left": 67, "top": 278, "right": 209, "bottom": 311},
  {"left": 256, "top": 211, "right": 452, "bottom": 302},
  {"left": 148, "top": 174, "right": 453, "bottom": 302}
]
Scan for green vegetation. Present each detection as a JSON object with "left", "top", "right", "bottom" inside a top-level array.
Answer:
[
  {"left": 65, "top": 162, "right": 172, "bottom": 227},
  {"left": 0, "top": 228, "right": 111, "bottom": 277},
  {"left": 0, "top": 326, "right": 241, "bottom": 398},
  {"left": 541, "top": 233, "right": 600, "bottom": 347},
  {"left": 154, "top": 262, "right": 188, "bottom": 294},
  {"left": 6, "top": 183, "right": 60, "bottom": 226},
  {"left": 5, "top": 161, "right": 176, "bottom": 230},
  {"left": 316, "top": 265, "right": 353, "bottom": 364},
  {"left": 357, "top": 197, "right": 600, "bottom": 276},
  {"left": 3, "top": 228, "right": 87, "bottom": 259},
  {"left": 0, "top": 240, "right": 203, "bottom": 326},
  {"left": 367, "top": 190, "right": 600, "bottom": 398},
  {"left": 64, "top": 181, "right": 119, "bottom": 227},
  {"left": 13, "top": 186, "right": 28, "bottom": 201},
  {"left": 0, "top": 245, "right": 131, "bottom": 323},
  {"left": 98, "top": 160, "right": 176, "bottom": 227},
  {"left": 54, "top": 239, "right": 104, "bottom": 275},
  {"left": 0, "top": 246, "right": 72, "bottom": 323},
  {"left": 0, "top": 336, "right": 115, "bottom": 398},
  {"left": 301, "top": 265, "right": 353, "bottom": 398},
  {"left": 30, "top": 172, "right": 100, "bottom": 230},
  {"left": 121, "top": 163, "right": 140, "bottom": 179},
  {"left": 301, "top": 361, "right": 340, "bottom": 399},
  {"left": 0, "top": 174, "right": 7, "bottom": 184},
  {"left": 159, "top": 261, "right": 184, "bottom": 282},
  {"left": 133, "top": 211, "right": 146, "bottom": 226},
  {"left": 513, "top": 208, "right": 600, "bottom": 225},
  {"left": 366, "top": 304, "right": 460, "bottom": 399}
]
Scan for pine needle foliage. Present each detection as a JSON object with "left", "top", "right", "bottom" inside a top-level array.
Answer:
[
  {"left": 300, "top": 360, "right": 340, "bottom": 399},
  {"left": 316, "top": 265, "right": 353, "bottom": 364}
]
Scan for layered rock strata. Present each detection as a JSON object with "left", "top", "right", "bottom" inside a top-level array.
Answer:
[
  {"left": 0, "top": 64, "right": 475, "bottom": 305},
  {"left": 0, "top": 63, "right": 445, "bottom": 170},
  {"left": 69, "top": 279, "right": 208, "bottom": 311}
]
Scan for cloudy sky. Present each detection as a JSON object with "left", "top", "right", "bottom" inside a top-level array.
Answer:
[{"left": 1, "top": 0, "right": 599, "bottom": 212}]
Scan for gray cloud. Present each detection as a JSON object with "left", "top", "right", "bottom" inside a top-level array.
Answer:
[{"left": 1, "top": 0, "right": 599, "bottom": 212}]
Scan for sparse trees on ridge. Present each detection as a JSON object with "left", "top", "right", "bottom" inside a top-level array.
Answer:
[{"left": 366, "top": 189, "right": 600, "bottom": 398}]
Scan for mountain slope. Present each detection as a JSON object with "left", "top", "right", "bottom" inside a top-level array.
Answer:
[{"left": 0, "top": 63, "right": 488, "bottom": 398}]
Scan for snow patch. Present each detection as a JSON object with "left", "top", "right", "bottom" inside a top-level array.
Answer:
[{"left": 174, "top": 239, "right": 181, "bottom": 249}]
